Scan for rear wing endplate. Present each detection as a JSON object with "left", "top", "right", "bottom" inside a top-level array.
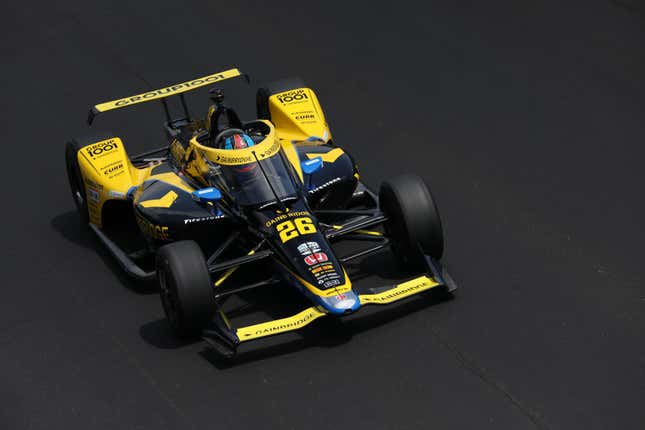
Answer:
[{"left": 87, "top": 68, "right": 246, "bottom": 125}]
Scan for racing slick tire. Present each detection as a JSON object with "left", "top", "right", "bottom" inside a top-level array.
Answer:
[
  {"left": 65, "top": 132, "right": 115, "bottom": 225},
  {"left": 379, "top": 174, "right": 444, "bottom": 270},
  {"left": 156, "top": 241, "right": 215, "bottom": 339},
  {"left": 256, "top": 77, "right": 307, "bottom": 120}
]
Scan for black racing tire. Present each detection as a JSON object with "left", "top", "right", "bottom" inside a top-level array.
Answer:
[
  {"left": 65, "top": 140, "right": 89, "bottom": 224},
  {"left": 256, "top": 77, "right": 307, "bottom": 120},
  {"left": 64, "top": 132, "right": 115, "bottom": 225},
  {"left": 379, "top": 174, "right": 444, "bottom": 270},
  {"left": 156, "top": 241, "right": 215, "bottom": 339}
]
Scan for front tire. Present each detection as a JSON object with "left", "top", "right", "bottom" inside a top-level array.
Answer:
[
  {"left": 156, "top": 241, "right": 215, "bottom": 339},
  {"left": 379, "top": 174, "right": 444, "bottom": 270}
]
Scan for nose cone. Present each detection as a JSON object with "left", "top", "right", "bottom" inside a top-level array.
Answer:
[{"left": 320, "top": 290, "right": 361, "bottom": 315}]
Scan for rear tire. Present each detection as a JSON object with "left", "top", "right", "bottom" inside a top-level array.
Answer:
[
  {"left": 379, "top": 174, "right": 444, "bottom": 270},
  {"left": 256, "top": 77, "right": 307, "bottom": 120},
  {"left": 156, "top": 241, "right": 215, "bottom": 339},
  {"left": 64, "top": 132, "right": 116, "bottom": 225},
  {"left": 65, "top": 140, "right": 89, "bottom": 224}
]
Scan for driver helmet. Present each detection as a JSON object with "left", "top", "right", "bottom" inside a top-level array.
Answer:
[
  {"left": 223, "top": 132, "right": 256, "bottom": 173},
  {"left": 223, "top": 133, "right": 255, "bottom": 150}
]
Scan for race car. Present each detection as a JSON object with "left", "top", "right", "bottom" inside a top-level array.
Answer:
[{"left": 65, "top": 68, "right": 456, "bottom": 357}]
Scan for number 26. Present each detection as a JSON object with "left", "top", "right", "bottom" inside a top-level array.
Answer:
[{"left": 277, "top": 217, "right": 316, "bottom": 243}]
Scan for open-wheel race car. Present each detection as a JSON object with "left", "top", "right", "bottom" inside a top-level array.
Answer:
[{"left": 65, "top": 68, "right": 456, "bottom": 357}]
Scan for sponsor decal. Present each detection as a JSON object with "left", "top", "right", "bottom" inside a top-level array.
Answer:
[
  {"left": 335, "top": 293, "right": 347, "bottom": 300},
  {"left": 265, "top": 210, "right": 310, "bottom": 228},
  {"left": 308, "top": 177, "right": 341, "bottom": 194},
  {"left": 304, "top": 252, "right": 328, "bottom": 266},
  {"left": 85, "top": 139, "right": 118, "bottom": 159},
  {"left": 308, "top": 261, "right": 341, "bottom": 285},
  {"left": 258, "top": 139, "right": 280, "bottom": 158},
  {"left": 311, "top": 264, "right": 334, "bottom": 274},
  {"left": 136, "top": 216, "right": 170, "bottom": 241},
  {"left": 276, "top": 89, "right": 309, "bottom": 104},
  {"left": 362, "top": 278, "right": 438, "bottom": 304},
  {"left": 214, "top": 153, "right": 254, "bottom": 164},
  {"left": 110, "top": 74, "right": 228, "bottom": 108},
  {"left": 101, "top": 161, "right": 125, "bottom": 179},
  {"left": 292, "top": 110, "right": 316, "bottom": 123},
  {"left": 296, "top": 114, "right": 315, "bottom": 121},
  {"left": 108, "top": 190, "right": 125, "bottom": 198},
  {"left": 212, "top": 139, "right": 280, "bottom": 165},
  {"left": 183, "top": 215, "right": 224, "bottom": 224},
  {"left": 297, "top": 241, "right": 321, "bottom": 256},
  {"left": 87, "top": 187, "right": 99, "bottom": 203},
  {"left": 245, "top": 309, "right": 320, "bottom": 337},
  {"left": 84, "top": 179, "right": 102, "bottom": 190},
  {"left": 325, "top": 280, "right": 342, "bottom": 288}
]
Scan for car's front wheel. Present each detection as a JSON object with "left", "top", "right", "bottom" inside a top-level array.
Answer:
[
  {"left": 379, "top": 174, "right": 444, "bottom": 271},
  {"left": 156, "top": 241, "right": 215, "bottom": 339}
]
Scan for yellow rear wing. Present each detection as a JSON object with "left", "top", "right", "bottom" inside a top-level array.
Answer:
[{"left": 87, "top": 68, "right": 246, "bottom": 124}]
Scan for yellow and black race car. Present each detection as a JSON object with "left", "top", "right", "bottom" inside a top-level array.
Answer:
[{"left": 65, "top": 68, "right": 456, "bottom": 357}]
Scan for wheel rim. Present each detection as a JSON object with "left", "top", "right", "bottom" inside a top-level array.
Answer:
[{"left": 74, "top": 189, "right": 84, "bottom": 206}]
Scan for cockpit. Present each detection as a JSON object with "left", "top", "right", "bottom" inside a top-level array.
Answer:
[{"left": 190, "top": 121, "right": 299, "bottom": 208}]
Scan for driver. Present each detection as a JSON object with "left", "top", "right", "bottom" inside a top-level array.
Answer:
[
  {"left": 222, "top": 132, "right": 255, "bottom": 150},
  {"left": 221, "top": 132, "right": 257, "bottom": 173}
]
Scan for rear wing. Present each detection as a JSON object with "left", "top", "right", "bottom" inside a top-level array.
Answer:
[{"left": 87, "top": 68, "right": 246, "bottom": 125}]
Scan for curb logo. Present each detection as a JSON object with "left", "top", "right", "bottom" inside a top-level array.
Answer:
[{"left": 103, "top": 162, "right": 123, "bottom": 175}]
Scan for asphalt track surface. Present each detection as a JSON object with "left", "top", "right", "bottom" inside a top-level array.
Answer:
[{"left": 2, "top": 1, "right": 645, "bottom": 429}]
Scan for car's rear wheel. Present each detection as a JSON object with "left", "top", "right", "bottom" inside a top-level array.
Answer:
[
  {"left": 379, "top": 174, "right": 444, "bottom": 271},
  {"left": 64, "top": 132, "right": 116, "bottom": 225},
  {"left": 65, "top": 140, "right": 90, "bottom": 224},
  {"left": 256, "top": 77, "right": 307, "bottom": 120},
  {"left": 156, "top": 241, "right": 215, "bottom": 339}
]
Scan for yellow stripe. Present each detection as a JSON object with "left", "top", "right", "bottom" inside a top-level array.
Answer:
[
  {"left": 94, "top": 68, "right": 242, "bottom": 113},
  {"left": 306, "top": 148, "right": 344, "bottom": 163},
  {"left": 354, "top": 229, "right": 383, "bottom": 236},
  {"left": 139, "top": 191, "right": 178, "bottom": 208},
  {"left": 236, "top": 307, "right": 326, "bottom": 341},
  {"left": 359, "top": 276, "right": 440, "bottom": 305},
  {"left": 328, "top": 225, "right": 382, "bottom": 237}
]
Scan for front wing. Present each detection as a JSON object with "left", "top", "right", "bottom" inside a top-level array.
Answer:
[{"left": 202, "top": 272, "right": 450, "bottom": 357}]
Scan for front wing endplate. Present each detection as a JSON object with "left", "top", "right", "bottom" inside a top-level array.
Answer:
[{"left": 359, "top": 276, "right": 441, "bottom": 305}]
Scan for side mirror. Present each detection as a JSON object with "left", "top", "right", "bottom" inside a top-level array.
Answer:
[
  {"left": 301, "top": 157, "right": 323, "bottom": 174},
  {"left": 192, "top": 187, "right": 222, "bottom": 203}
]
